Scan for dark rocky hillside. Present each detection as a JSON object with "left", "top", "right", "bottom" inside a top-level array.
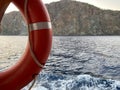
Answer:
[
  {"left": 1, "top": 0, "right": 120, "bottom": 35},
  {"left": 1, "top": 11, "right": 27, "bottom": 35}
]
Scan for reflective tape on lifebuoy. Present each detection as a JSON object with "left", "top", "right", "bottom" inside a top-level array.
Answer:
[
  {"left": 29, "top": 22, "right": 52, "bottom": 31},
  {"left": 0, "top": 0, "right": 52, "bottom": 89}
]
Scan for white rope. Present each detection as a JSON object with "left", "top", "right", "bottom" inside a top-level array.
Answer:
[
  {"left": 24, "top": 0, "right": 44, "bottom": 68},
  {"left": 24, "top": 0, "right": 44, "bottom": 89},
  {"left": 28, "top": 74, "right": 38, "bottom": 90}
]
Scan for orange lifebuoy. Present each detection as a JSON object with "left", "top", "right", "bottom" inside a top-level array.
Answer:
[{"left": 0, "top": 0, "right": 52, "bottom": 89}]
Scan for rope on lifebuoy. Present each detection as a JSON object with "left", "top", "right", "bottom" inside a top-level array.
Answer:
[
  {"left": 24, "top": 0, "right": 44, "bottom": 68},
  {"left": 24, "top": 0, "right": 44, "bottom": 89},
  {"left": 28, "top": 74, "right": 38, "bottom": 90}
]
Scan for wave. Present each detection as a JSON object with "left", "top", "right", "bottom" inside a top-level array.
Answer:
[{"left": 24, "top": 72, "right": 120, "bottom": 90}]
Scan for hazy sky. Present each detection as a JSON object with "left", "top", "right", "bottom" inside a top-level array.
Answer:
[{"left": 6, "top": 0, "right": 120, "bottom": 13}]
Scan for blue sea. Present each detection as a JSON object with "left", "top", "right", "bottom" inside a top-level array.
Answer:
[{"left": 0, "top": 36, "right": 120, "bottom": 90}]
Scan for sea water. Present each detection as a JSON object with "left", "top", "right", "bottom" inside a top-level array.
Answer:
[{"left": 0, "top": 36, "right": 120, "bottom": 90}]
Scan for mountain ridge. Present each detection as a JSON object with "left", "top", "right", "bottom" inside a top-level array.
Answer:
[{"left": 1, "top": 0, "right": 120, "bottom": 35}]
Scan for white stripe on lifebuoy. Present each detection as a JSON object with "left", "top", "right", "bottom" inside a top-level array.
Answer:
[{"left": 29, "top": 22, "right": 52, "bottom": 31}]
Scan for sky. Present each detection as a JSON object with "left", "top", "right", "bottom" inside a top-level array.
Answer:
[{"left": 6, "top": 0, "right": 120, "bottom": 13}]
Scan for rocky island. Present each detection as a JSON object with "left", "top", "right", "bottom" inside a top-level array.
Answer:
[{"left": 1, "top": 0, "right": 120, "bottom": 35}]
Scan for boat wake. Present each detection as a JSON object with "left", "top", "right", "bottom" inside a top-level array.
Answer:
[{"left": 24, "top": 72, "right": 120, "bottom": 90}]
